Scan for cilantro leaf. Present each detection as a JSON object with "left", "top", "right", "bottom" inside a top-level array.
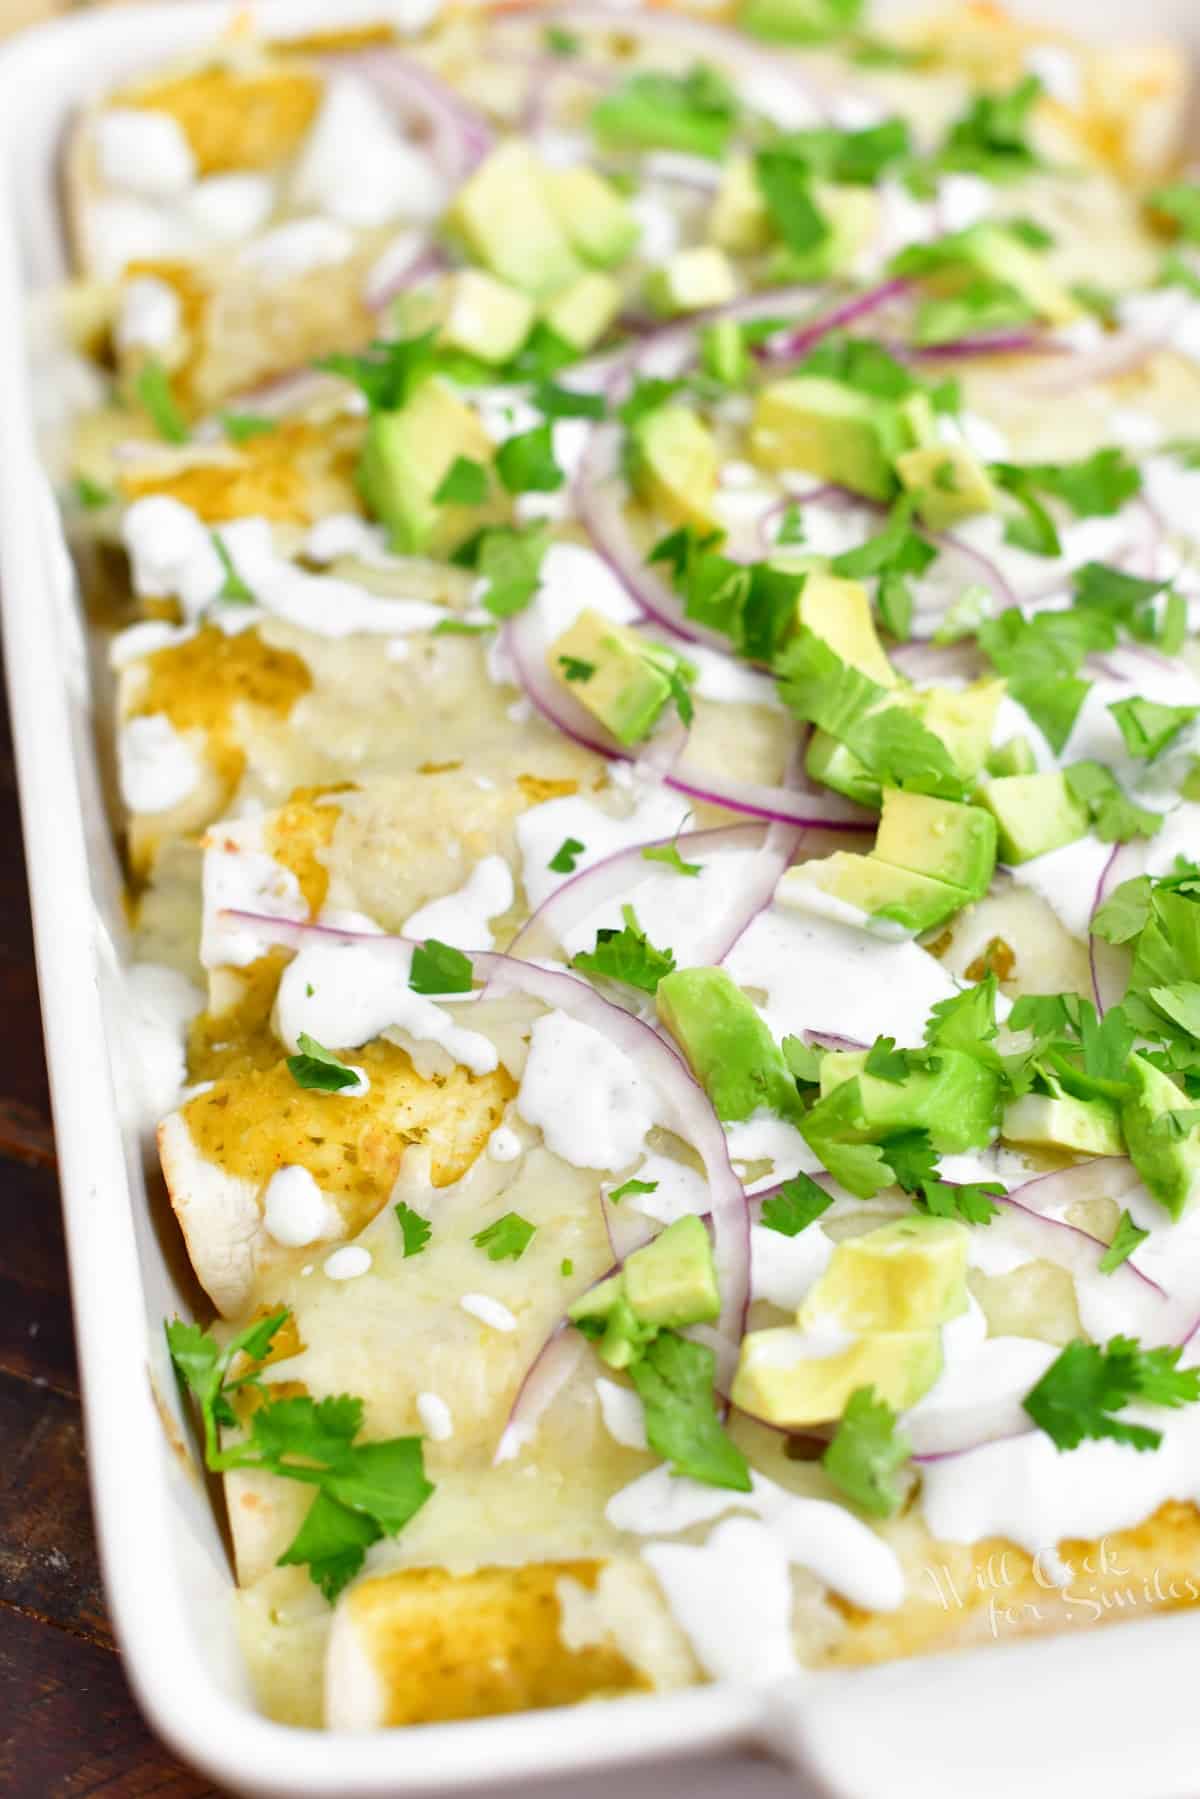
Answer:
[
  {"left": 286, "top": 1033, "right": 362, "bottom": 1093},
  {"left": 1024, "top": 1335, "right": 1200, "bottom": 1452},
  {"left": 1092, "top": 875, "right": 1156, "bottom": 944},
  {"left": 1065, "top": 761, "right": 1163, "bottom": 844},
  {"left": 591, "top": 64, "right": 739, "bottom": 161},
  {"left": 571, "top": 904, "right": 676, "bottom": 994},
  {"left": 642, "top": 839, "right": 702, "bottom": 877},
  {"left": 822, "top": 1386, "right": 911, "bottom": 1517},
  {"left": 496, "top": 423, "right": 564, "bottom": 495},
  {"left": 532, "top": 381, "right": 606, "bottom": 420},
  {"left": 433, "top": 455, "right": 489, "bottom": 507},
  {"left": 472, "top": 1212, "right": 536, "bottom": 1262},
  {"left": 134, "top": 356, "right": 189, "bottom": 444},
  {"left": 936, "top": 74, "right": 1043, "bottom": 180},
  {"left": 917, "top": 1177, "right": 1004, "bottom": 1225},
  {"left": 863, "top": 1035, "right": 910, "bottom": 1083},
  {"left": 1148, "top": 983, "right": 1200, "bottom": 1040},
  {"left": 877, "top": 1129, "right": 938, "bottom": 1194},
  {"left": 609, "top": 1177, "right": 659, "bottom": 1202},
  {"left": 754, "top": 149, "right": 830, "bottom": 255},
  {"left": 212, "top": 532, "right": 254, "bottom": 605},
  {"left": 221, "top": 411, "right": 276, "bottom": 445},
  {"left": 629, "top": 1331, "right": 752, "bottom": 1490},
  {"left": 1151, "top": 182, "right": 1200, "bottom": 244},
  {"left": 394, "top": 1200, "right": 431, "bottom": 1257},
  {"left": 782, "top": 1034, "right": 824, "bottom": 1086},
  {"left": 558, "top": 655, "right": 596, "bottom": 682},
  {"left": 1109, "top": 695, "right": 1198, "bottom": 762},
  {"left": 760, "top": 1172, "right": 833, "bottom": 1236},
  {"left": 549, "top": 836, "right": 585, "bottom": 873},
  {"left": 408, "top": 939, "right": 474, "bottom": 995},
  {"left": 474, "top": 522, "right": 550, "bottom": 619},
  {"left": 276, "top": 1489, "right": 381, "bottom": 1601},
  {"left": 1099, "top": 1210, "right": 1150, "bottom": 1275},
  {"left": 924, "top": 976, "right": 1000, "bottom": 1063},
  {"left": 318, "top": 331, "right": 438, "bottom": 412},
  {"left": 71, "top": 473, "right": 115, "bottom": 510}
]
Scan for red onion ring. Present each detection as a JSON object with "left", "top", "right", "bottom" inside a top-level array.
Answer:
[
  {"left": 754, "top": 277, "right": 914, "bottom": 366},
  {"left": 363, "top": 243, "right": 446, "bottom": 312},
  {"left": 339, "top": 49, "right": 494, "bottom": 185},
  {"left": 494, "top": 1325, "right": 586, "bottom": 1465}
]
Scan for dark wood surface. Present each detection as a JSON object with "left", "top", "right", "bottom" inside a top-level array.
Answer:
[{"left": 0, "top": 673, "right": 221, "bottom": 1796}]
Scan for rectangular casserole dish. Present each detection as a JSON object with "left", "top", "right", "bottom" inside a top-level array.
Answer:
[{"left": 4, "top": 2, "right": 1200, "bottom": 1794}]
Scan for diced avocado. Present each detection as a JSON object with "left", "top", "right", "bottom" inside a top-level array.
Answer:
[
  {"left": 700, "top": 319, "right": 750, "bottom": 387},
  {"left": 954, "top": 225, "right": 1079, "bottom": 327},
  {"left": 645, "top": 246, "right": 738, "bottom": 318},
  {"left": 732, "top": 1324, "right": 942, "bottom": 1425},
  {"left": 656, "top": 965, "right": 797, "bottom": 1123},
  {"left": 795, "top": 572, "right": 898, "bottom": 687},
  {"left": 708, "top": 156, "right": 772, "bottom": 255},
  {"left": 402, "top": 269, "right": 534, "bottom": 365},
  {"left": 751, "top": 378, "right": 911, "bottom": 504},
  {"left": 738, "top": 0, "right": 857, "bottom": 43},
  {"left": 1002, "top": 1091, "right": 1124, "bottom": 1158},
  {"left": 358, "top": 378, "right": 503, "bottom": 556},
  {"left": 447, "top": 141, "right": 580, "bottom": 298},
  {"left": 805, "top": 728, "right": 881, "bottom": 809},
  {"left": 628, "top": 404, "right": 719, "bottom": 531},
  {"left": 895, "top": 442, "right": 999, "bottom": 531},
  {"left": 547, "top": 609, "right": 680, "bottom": 746},
  {"left": 798, "top": 1216, "right": 969, "bottom": 1332},
  {"left": 543, "top": 166, "right": 638, "bottom": 268},
  {"left": 568, "top": 1217, "right": 719, "bottom": 1368},
  {"left": 768, "top": 184, "right": 879, "bottom": 285},
  {"left": 987, "top": 735, "right": 1037, "bottom": 779},
  {"left": 977, "top": 773, "right": 1089, "bottom": 865},
  {"left": 898, "top": 391, "right": 937, "bottom": 450},
  {"left": 1120, "top": 1053, "right": 1200, "bottom": 1220},
  {"left": 624, "top": 1215, "right": 720, "bottom": 1328},
  {"left": 914, "top": 679, "right": 1006, "bottom": 788},
  {"left": 542, "top": 271, "right": 621, "bottom": 352},
  {"left": 873, "top": 788, "right": 997, "bottom": 901},
  {"left": 778, "top": 851, "right": 970, "bottom": 934},
  {"left": 815, "top": 1046, "right": 1000, "bottom": 1154}
]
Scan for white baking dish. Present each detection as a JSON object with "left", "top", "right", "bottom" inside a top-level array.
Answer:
[{"left": 3, "top": 4, "right": 1200, "bottom": 1795}]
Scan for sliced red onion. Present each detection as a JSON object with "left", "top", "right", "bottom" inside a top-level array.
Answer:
[
  {"left": 1017, "top": 297, "right": 1191, "bottom": 394},
  {"left": 494, "top": 1324, "right": 586, "bottom": 1465},
  {"left": 906, "top": 330, "right": 1052, "bottom": 361},
  {"left": 221, "top": 367, "right": 347, "bottom": 421},
  {"left": 363, "top": 243, "right": 445, "bottom": 312},
  {"left": 1003, "top": 1159, "right": 1143, "bottom": 1220},
  {"left": 221, "top": 910, "right": 750, "bottom": 1387},
  {"left": 340, "top": 49, "right": 493, "bottom": 184},
  {"left": 603, "top": 1194, "right": 658, "bottom": 1265},
  {"left": 912, "top": 526, "right": 1019, "bottom": 622},
  {"left": 804, "top": 1030, "right": 869, "bottom": 1053},
  {"left": 663, "top": 762, "right": 872, "bottom": 829},
  {"left": 755, "top": 278, "right": 914, "bottom": 366},
  {"left": 993, "top": 1189, "right": 1185, "bottom": 1343}
]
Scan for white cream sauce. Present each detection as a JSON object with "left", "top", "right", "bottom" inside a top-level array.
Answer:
[
  {"left": 516, "top": 1010, "right": 656, "bottom": 1171},
  {"left": 118, "top": 713, "right": 201, "bottom": 814},
  {"left": 263, "top": 1165, "right": 342, "bottom": 1248},
  {"left": 402, "top": 855, "right": 514, "bottom": 951}
]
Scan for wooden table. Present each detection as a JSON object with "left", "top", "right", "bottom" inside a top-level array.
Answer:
[{"left": 0, "top": 670, "right": 220, "bottom": 1794}]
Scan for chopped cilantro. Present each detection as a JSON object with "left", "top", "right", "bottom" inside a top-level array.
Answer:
[
  {"left": 286, "top": 1033, "right": 361, "bottom": 1093},
  {"left": 166, "top": 1310, "right": 433, "bottom": 1600},
  {"left": 572, "top": 904, "right": 676, "bottom": 994},
  {"left": 496, "top": 423, "right": 564, "bottom": 495},
  {"left": 760, "top": 1172, "right": 833, "bottom": 1236},
  {"left": 433, "top": 455, "right": 489, "bottom": 507},
  {"left": 1065, "top": 761, "right": 1163, "bottom": 844},
  {"left": 394, "top": 1201, "right": 431, "bottom": 1258},
  {"left": 408, "top": 939, "right": 474, "bottom": 995},
  {"left": 591, "top": 64, "right": 739, "bottom": 161},
  {"left": 1024, "top": 1335, "right": 1200, "bottom": 1452},
  {"left": 782, "top": 1034, "right": 824, "bottom": 1086},
  {"left": 543, "top": 23, "right": 579, "bottom": 54},
  {"left": 212, "top": 532, "right": 254, "bottom": 605},
  {"left": 878, "top": 1129, "right": 939, "bottom": 1194},
  {"left": 318, "top": 331, "right": 438, "bottom": 412},
  {"left": 864, "top": 1035, "right": 910, "bottom": 1083},
  {"left": 642, "top": 839, "right": 702, "bottom": 878},
  {"left": 629, "top": 1330, "right": 752, "bottom": 1490},
  {"left": 135, "top": 356, "right": 189, "bottom": 444},
  {"left": 1109, "top": 695, "right": 1199, "bottom": 762},
  {"left": 531, "top": 380, "right": 606, "bottom": 420},
  {"left": 913, "top": 276, "right": 1033, "bottom": 349},
  {"left": 549, "top": 836, "right": 585, "bottom": 873},
  {"left": 935, "top": 74, "right": 1043, "bottom": 181},
  {"left": 609, "top": 1177, "right": 659, "bottom": 1203},
  {"left": 432, "top": 618, "right": 491, "bottom": 637},
  {"left": 924, "top": 975, "right": 1000, "bottom": 1064},
  {"left": 822, "top": 1386, "right": 911, "bottom": 1517},
  {"left": 1151, "top": 182, "right": 1200, "bottom": 243},
  {"left": 916, "top": 1176, "right": 1005, "bottom": 1225},
  {"left": 473, "top": 522, "right": 550, "bottom": 618},
  {"left": 561, "top": 1257, "right": 575, "bottom": 1277},
  {"left": 1099, "top": 1210, "right": 1150, "bottom": 1274},
  {"left": 558, "top": 655, "right": 596, "bottom": 683},
  {"left": 72, "top": 473, "right": 114, "bottom": 510},
  {"left": 754, "top": 149, "right": 830, "bottom": 255},
  {"left": 220, "top": 411, "right": 276, "bottom": 445},
  {"left": 472, "top": 1212, "right": 536, "bottom": 1262},
  {"left": 774, "top": 501, "right": 806, "bottom": 545}
]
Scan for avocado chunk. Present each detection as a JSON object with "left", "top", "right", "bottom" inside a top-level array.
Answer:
[
  {"left": 1002, "top": 1091, "right": 1124, "bottom": 1158},
  {"left": 977, "top": 772, "right": 1090, "bottom": 865},
  {"left": 795, "top": 571, "right": 898, "bottom": 687},
  {"left": 447, "top": 142, "right": 581, "bottom": 298},
  {"left": 569, "top": 1216, "right": 719, "bottom": 1368},
  {"left": 805, "top": 678, "right": 1005, "bottom": 811},
  {"left": 1120, "top": 1053, "right": 1200, "bottom": 1219},
  {"left": 645, "top": 246, "right": 738, "bottom": 317},
  {"left": 547, "top": 609, "right": 686, "bottom": 746},
  {"left": 873, "top": 788, "right": 997, "bottom": 901},
  {"left": 768, "top": 184, "right": 879, "bottom": 285},
  {"left": 401, "top": 269, "right": 535, "bottom": 365},
  {"left": 778, "top": 850, "right": 972, "bottom": 934},
  {"left": 798, "top": 1216, "right": 969, "bottom": 1332},
  {"left": 656, "top": 965, "right": 797, "bottom": 1123},
  {"left": 701, "top": 318, "right": 751, "bottom": 387},
  {"left": 543, "top": 166, "right": 638, "bottom": 268},
  {"left": 732, "top": 1324, "right": 942, "bottom": 1425},
  {"left": 542, "top": 271, "right": 621, "bottom": 352},
  {"left": 895, "top": 441, "right": 999, "bottom": 531},
  {"left": 953, "top": 225, "right": 1080, "bottom": 327},
  {"left": 707, "top": 155, "right": 771, "bottom": 255},
  {"left": 738, "top": 0, "right": 858, "bottom": 43},
  {"left": 628, "top": 404, "right": 719, "bottom": 531},
  {"left": 813, "top": 1045, "right": 1000, "bottom": 1154},
  {"left": 987, "top": 735, "right": 1037, "bottom": 779},
  {"left": 751, "top": 377, "right": 912, "bottom": 504},
  {"left": 358, "top": 378, "right": 503, "bottom": 556}
]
